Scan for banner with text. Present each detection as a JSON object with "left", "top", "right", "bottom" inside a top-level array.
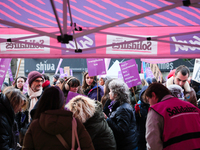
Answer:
[
  {"left": 119, "top": 59, "right": 141, "bottom": 88},
  {"left": 87, "top": 58, "right": 106, "bottom": 77}
]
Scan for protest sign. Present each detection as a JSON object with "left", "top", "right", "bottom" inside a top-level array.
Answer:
[
  {"left": 0, "top": 58, "right": 11, "bottom": 89},
  {"left": 150, "top": 63, "right": 163, "bottom": 83},
  {"left": 8, "top": 66, "right": 14, "bottom": 82},
  {"left": 23, "top": 79, "right": 28, "bottom": 94},
  {"left": 87, "top": 58, "right": 106, "bottom": 76},
  {"left": 64, "top": 66, "right": 70, "bottom": 77},
  {"left": 192, "top": 59, "right": 200, "bottom": 82},
  {"left": 119, "top": 59, "right": 141, "bottom": 88},
  {"left": 146, "top": 67, "right": 154, "bottom": 79},
  {"left": 66, "top": 91, "right": 85, "bottom": 104}
]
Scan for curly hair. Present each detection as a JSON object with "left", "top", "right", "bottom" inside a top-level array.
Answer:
[
  {"left": 108, "top": 79, "right": 130, "bottom": 104},
  {"left": 65, "top": 95, "right": 96, "bottom": 123}
]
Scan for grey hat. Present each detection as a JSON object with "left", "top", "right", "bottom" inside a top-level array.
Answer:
[{"left": 168, "top": 84, "right": 184, "bottom": 100}]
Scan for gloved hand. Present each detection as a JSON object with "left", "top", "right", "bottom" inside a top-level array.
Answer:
[{"left": 135, "top": 104, "right": 140, "bottom": 113}]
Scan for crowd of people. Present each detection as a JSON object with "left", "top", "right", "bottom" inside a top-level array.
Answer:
[{"left": 0, "top": 65, "right": 200, "bottom": 150}]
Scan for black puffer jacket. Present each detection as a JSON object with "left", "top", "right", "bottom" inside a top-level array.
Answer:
[
  {"left": 107, "top": 102, "right": 138, "bottom": 150},
  {"left": 0, "top": 93, "right": 20, "bottom": 150},
  {"left": 84, "top": 101, "right": 116, "bottom": 150}
]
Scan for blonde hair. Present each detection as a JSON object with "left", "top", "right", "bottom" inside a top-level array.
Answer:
[{"left": 65, "top": 95, "right": 96, "bottom": 123}]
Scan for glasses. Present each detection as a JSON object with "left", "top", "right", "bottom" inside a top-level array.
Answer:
[
  {"left": 56, "top": 82, "right": 61, "bottom": 84},
  {"left": 34, "top": 79, "right": 44, "bottom": 83}
]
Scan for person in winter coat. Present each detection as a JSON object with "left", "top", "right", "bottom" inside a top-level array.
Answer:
[
  {"left": 105, "top": 79, "right": 138, "bottom": 150},
  {"left": 22, "top": 86, "right": 94, "bottom": 150},
  {"left": 165, "top": 65, "right": 197, "bottom": 107},
  {"left": 134, "top": 86, "right": 150, "bottom": 150},
  {"left": 101, "top": 78, "right": 113, "bottom": 116},
  {"left": 82, "top": 72, "right": 104, "bottom": 101},
  {"left": 66, "top": 95, "right": 116, "bottom": 150},
  {"left": 61, "top": 76, "right": 83, "bottom": 98},
  {"left": 0, "top": 86, "right": 26, "bottom": 150}
]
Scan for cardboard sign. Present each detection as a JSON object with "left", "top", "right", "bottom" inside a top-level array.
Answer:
[
  {"left": 119, "top": 59, "right": 141, "bottom": 88},
  {"left": 87, "top": 58, "right": 106, "bottom": 76},
  {"left": 192, "top": 59, "right": 200, "bottom": 82},
  {"left": 150, "top": 63, "right": 163, "bottom": 83},
  {"left": 64, "top": 66, "right": 70, "bottom": 77}
]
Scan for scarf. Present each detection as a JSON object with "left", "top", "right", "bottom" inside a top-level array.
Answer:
[{"left": 28, "top": 86, "right": 42, "bottom": 122}]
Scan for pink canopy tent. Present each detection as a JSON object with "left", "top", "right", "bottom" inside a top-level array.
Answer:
[{"left": 0, "top": 0, "right": 200, "bottom": 58}]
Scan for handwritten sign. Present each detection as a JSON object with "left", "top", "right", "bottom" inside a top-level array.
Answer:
[
  {"left": 119, "top": 59, "right": 141, "bottom": 88},
  {"left": 192, "top": 59, "right": 200, "bottom": 82},
  {"left": 87, "top": 58, "right": 106, "bottom": 76},
  {"left": 150, "top": 63, "right": 163, "bottom": 83}
]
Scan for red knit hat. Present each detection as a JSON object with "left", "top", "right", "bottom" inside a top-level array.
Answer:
[
  {"left": 167, "top": 69, "right": 176, "bottom": 79},
  {"left": 28, "top": 71, "right": 43, "bottom": 86}
]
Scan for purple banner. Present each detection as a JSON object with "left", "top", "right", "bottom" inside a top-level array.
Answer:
[
  {"left": 87, "top": 58, "right": 106, "bottom": 76},
  {"left": 119, "top": 59, "right": 141, "bottom": 88},
  {"left": 146, "top": 67, "right": 154, "bottom": 78},
  {"left": 66, "top": 91, "right": 85, "bottom": 104},
  {"left": 8, "top": 66, "right": 13, "bottom": 82},
  {"left": 170, "top": 33, "right": 200, "bottom": 55},
  {"left": 60, "top": 68, "right": 64, "bottom": 74},
  {"left": 23, "top": 79, "right": 28, "bottom": 94},
  {"left": 0, "top": 58, "right": 11, "bottom": 89}
]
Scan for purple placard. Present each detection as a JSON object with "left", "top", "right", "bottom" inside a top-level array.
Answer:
[
  {"left": 146, "top": 67, "right": 154, "bottom": 78},
  {"left": 0, "top": 58, "right": 11, "bottom": 89},
  {"left": 118, "top": 71, "right": 123, "bottom": 79},
  {"left": 66, "top": 91, "right": 85, "bottom": 104},
  {"left": 87, "top": 58, "right": 106, "bottom": 76},
  {"left": 60, "top": 68, "right": 64, "bottom": 74},
  {"left": 70, "top": 69, "right": 73, "bottom": 76},
  {"left": 119, "top": 59, "right": 141, "bottom": 88},
  {"left": 23, "top": 79, "right": 28, "bottom": 94},
  {"left": 62, "top": 34, "right": 96, "bottom": 55},
  {"left": 170, "top": 33, "right": 200, "bottom": 55},
  {"left": 8, "top": 66, "right": 13, "bottom": 82}
]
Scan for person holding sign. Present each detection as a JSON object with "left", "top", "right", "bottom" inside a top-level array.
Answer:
[
  {"left": 82, "top": 72, "right": 104, "bottom": 101},
  {"left": 105, "top": 79, "right": 138, "bottom": 150},
  {"left": 61, "top": 76, "right": 83, "bottom": 98}
]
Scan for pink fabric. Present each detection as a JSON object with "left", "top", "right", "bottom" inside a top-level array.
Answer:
[{"left": 151, "top": 97, "right": 200, "bottom": 150}]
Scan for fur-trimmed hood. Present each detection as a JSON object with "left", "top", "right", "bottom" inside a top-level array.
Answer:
[{"left": 166, "top": 76, "right": 191, "bottom": 92}]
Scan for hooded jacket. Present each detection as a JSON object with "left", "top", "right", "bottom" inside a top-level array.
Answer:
[
  {"left": 0, "top": 93, "right": 19, "bottom": 150},
  {"left": 84, "top": 84, "right": 104, "bottom": 101},
  {"left": 83, "top": 101, "right": 116, "bottom": 150},
  {"left": 166, "top": 76, "right": 197, "bottom": 107},
  {"left": 22, "top": 109, "right": 94, "bottom": 150}
]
